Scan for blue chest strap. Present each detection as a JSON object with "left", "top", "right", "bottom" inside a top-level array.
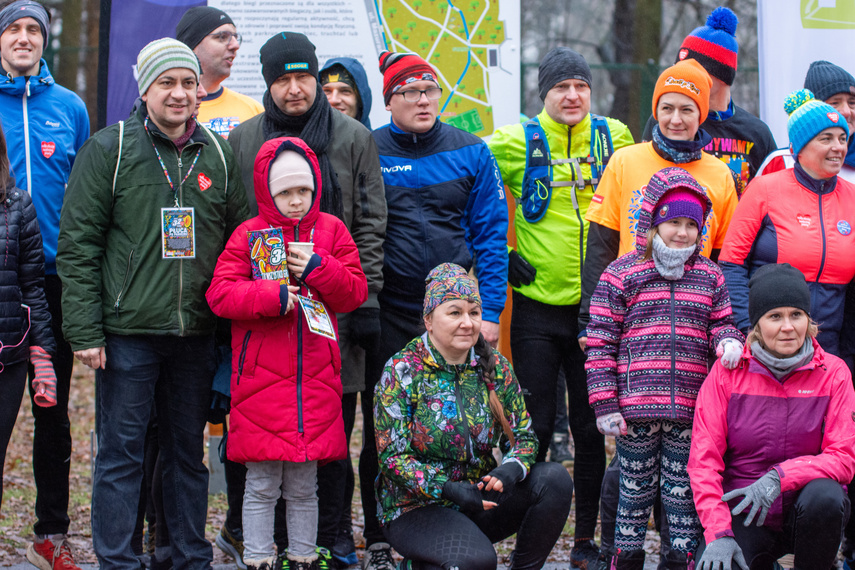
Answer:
[{"left": 520, "top": 115, "right": 614, "bottom": 223}]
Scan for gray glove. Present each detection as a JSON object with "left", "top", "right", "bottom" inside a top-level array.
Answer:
[
  {"left": 722, "top": 470, "right": 781, "bottom": 526},
  {"left": 697, "top": 537, "right": 748, "bottom": 570}
]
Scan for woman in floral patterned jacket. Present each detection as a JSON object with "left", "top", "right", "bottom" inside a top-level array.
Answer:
[{"left": 373, "top": 263, "right": 572, "bottom": 569}]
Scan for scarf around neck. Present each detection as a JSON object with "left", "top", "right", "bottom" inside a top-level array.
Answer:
[
  {"left": 262, "top": 85, "right": 343, "bottom": 219},
  {"left": 652, "top": 125, "right": 712, "bottom": 164},
  {"left": 751, "top": 338, "right": 814, "bottom": 380},
  {"left": 651, "top": 233, "right": 695, "bottom": 280}
]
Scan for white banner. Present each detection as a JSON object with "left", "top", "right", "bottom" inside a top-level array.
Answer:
[
  {"left": 758, "top": 0, "right": 855, "bottom": 148},
  {"left": 211, "top": 0, "right": 520, "bottom": 136}
]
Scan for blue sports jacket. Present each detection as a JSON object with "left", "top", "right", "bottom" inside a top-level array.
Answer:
[
  {"left": 0, "top": 60, "right": 90, "bottom": 274},
  {"left": 373, "top": 119, "right": 508, "bottom": 322}
]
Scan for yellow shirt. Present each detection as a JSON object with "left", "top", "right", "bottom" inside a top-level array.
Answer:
[
  {"left": 585, "top": 142, "right": 738, "bottom": 257},
  {"left": 197, "top": 87, "right": 263, "bottom": 140}
]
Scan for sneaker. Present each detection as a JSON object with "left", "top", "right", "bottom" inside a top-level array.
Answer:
[
  {"left": 549, "top": 433, "right": 574, "bottom": 466},
  {"left": 26, "top": 536, "right": 82, "bottom": 570},
  {"left": 332, "top": 529, "right": 358, "bottom": 567},
  {"left": 570, "top": 539, "right": 601, "bottom": 569},
  {"left": 362, "top": 542, "right": 396, "bottom": 570},
  {"left": 216, "top": 526, "right": 248, "bottom": 570},
  {"left": 315, "top": 547, "right": 334, "bottom": 570}
]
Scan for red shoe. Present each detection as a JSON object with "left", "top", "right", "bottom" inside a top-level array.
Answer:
[{"left": 26, "top": 536, "right": 82, "bottom": 570}]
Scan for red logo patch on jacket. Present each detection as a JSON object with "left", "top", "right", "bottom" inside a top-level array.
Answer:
[
  {"left": 41, "top": 141, "right": 55, "bottom": 159},
  {"left": 198, "top": 173, "right": 212, "bottom": 191},
  {"left": 797, "top": 214, "right": 811, "bottom": 228}
]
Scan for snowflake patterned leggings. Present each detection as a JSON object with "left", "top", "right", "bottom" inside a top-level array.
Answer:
[{"left": 614, "top": 419, "right": 700, "bottom": 555}]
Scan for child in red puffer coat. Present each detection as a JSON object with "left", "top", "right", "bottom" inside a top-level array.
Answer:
[{"left": 207, "top": 136, "right": 366, "bottom": 570}]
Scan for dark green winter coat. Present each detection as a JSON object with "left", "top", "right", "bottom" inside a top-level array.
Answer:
[{"left": 57, "top": 107, "right": 249, "bottom": 351}]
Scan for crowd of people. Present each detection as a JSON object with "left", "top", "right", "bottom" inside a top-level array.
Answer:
[{"left": 1, "top": 1, "right": 855, "bottom": 570}]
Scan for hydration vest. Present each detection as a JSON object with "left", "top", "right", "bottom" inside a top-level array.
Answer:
[{"left": 519, "top": 114, "right": 613, "bottom": 223}]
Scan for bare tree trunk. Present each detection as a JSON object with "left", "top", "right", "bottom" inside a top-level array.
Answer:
[
  {"left": 84, "top": 0, "right": 99, "bottom": 132},
  {"left": 605, "top": 0, "right": 661, "bottom": 138},
  {"left": 55, "top": 0, "right": 81, "bottom": 92}
]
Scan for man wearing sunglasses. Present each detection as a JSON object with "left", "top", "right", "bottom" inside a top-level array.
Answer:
[
  {"left": 360, "top": 51, "right": 508, "bottom": 569},
  {"left": 176, "top": 6, "right": 262, "bottom": 139}
]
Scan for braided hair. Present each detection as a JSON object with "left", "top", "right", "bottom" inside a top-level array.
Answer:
[{"left": 473, "top": 333, "right": 515, "bottom": 446}]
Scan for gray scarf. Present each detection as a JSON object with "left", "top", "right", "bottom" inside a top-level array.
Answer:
[
  {"left": 651, "top": 234, "right": 696, "bottom": 280},
  {"left": 750, "top": 339, "right": 814, "bottom": 380}
]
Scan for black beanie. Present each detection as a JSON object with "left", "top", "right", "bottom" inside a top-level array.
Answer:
[
  {"left": 804, "top": 60, "right": 855, "bottom": 103},
  {"left": 538, "top": 47, "right": 592, "bottom": 101},
  {"left": 176, "top": 7, "right": 234, "bottom": 50},
  {"left": 748, "top": 263, "right": 811, "bottom": 327},
  {"left": 260, "top": 32, "right": 319, "bottom": 89}
]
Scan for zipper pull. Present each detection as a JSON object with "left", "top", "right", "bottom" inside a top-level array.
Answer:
[{"left": 25, "top": 80, "right": 30, "bottom": 97}]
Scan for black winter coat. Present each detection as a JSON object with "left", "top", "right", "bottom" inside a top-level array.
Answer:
[{"left": 0, "top": 184, "right": 53, "bottom": 366}]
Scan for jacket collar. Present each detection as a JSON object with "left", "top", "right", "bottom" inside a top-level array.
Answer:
[
  {"left": 0, "top": 58, "right": 53, "bottom": 96},
  {"left": 388, "top": 117, "right": 442, "bottom": 146},
  {"left": 136, "top": 104, "right": 209, "bottom": 147},
  {"left": 536, "top": 108, "right": 592, "bottom": 142},
  {"left": 419, "top": 332, "right": 478, "bottom": 370},
  {"left": 793, "top": 161, "right": 837, "bottom": 196},
  {"left": 744, "top": 337, "right": 825, "bottom": 381}
]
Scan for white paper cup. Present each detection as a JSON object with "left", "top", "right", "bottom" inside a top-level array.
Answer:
[{"left": 288, "top": 242, "right": 314, "bottom": 257}]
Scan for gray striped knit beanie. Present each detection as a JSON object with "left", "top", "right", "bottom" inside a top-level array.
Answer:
[{"left": 136, "top": 38, "right": 200, "bottom": 96}]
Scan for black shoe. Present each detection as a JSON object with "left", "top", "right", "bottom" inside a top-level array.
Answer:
[
  {"left": 549, "top": 433, "right": 574, "bottom": 465},
  {"left": 613, "top": 549, "right": 645, "bottom": 570},
  {"left": 570, "top": 539, "right": 601, "bottom": 569}
]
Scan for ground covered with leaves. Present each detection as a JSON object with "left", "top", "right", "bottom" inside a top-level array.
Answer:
[{"left": 1, "top": 363, "right": 660, "bottom": 567}]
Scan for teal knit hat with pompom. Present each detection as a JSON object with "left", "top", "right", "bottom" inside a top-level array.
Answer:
[{"left": 785, "top": 88, "right": 849, "bottom": 157}]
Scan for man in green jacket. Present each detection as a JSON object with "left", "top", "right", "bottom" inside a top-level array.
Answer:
[
  {"left": 487, "top": 46, "right": 633, "bottom": 569},
  {"left": 57, "top": 38, "right": 249, "bottom": 569},
  {"left": 226, "top": 31, "right": 387, "bottom": 569}
]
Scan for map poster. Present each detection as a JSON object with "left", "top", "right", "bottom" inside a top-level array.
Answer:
[{"left": 99, "top": 0, "right": 520, "bottom": 137}]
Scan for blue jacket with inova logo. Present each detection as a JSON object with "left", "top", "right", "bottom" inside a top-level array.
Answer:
[
  {"left": 0, "top": 59, "right": 90, "bottom": 275},
  {"left": 373, "top": 119, "right": 508, "bottom": 322}
]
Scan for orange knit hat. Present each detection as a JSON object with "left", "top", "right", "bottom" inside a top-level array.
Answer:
[{"left": 652, "top": 59, "right": 712, "bottom": 122}]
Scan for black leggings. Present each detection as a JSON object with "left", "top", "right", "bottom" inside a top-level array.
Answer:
[
  {"left": 510, "top": 292, "right": 605, "bottom": 539},
  {"left": 695, "top": 478, "right": 849, "bottom": 569},
  {"left": 383, "top": 463, "right": 573, "bottom": 570},
  {"left": 0, "top": 360, "right": 28, "bottom": 509}
]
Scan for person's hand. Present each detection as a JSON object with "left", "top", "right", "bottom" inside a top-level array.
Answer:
[
  {"left": 75, "top": 346, "right": 106, "bottom": 370},
  {"left": 717, "top": 339, "right": 743, "bottom": 370},
  {"left": 722, "top": 470, "right": 781, "bottom": 526},
  {"left": 596, "top": 412, "right": 627, "bottom": 436},
  {"left": 441, "top": 480, "right": 494, "bottom": 515},
  {"left": 29, "top": 346, "right": 57, "bottom": 407},
  {"left": 508, "top": 250, "right": 536, "bottom": 288},
  {"left": 287, "top": 248, "right": 312, "bottom": 279},
  {"left": 696, "top": 537, "right": 748, "bottom": 570},
  {"left": 283, "top": 285, "right": 299, "bottom": 313},
  {"left": 578, "top": 336, "right": 587, "bottom": 351},
  {"left": 480, "top": 461, "right": 523, "bottom": 496},
  {"left": 481, "top": 321, "right": 499, "bottom": 347},
  {"left": 350, "top": 307, "right": 381, "bottom": 350}
]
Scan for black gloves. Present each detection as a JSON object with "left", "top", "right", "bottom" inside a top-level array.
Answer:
[
  {"left": 508, "top": 250, "right": 536, "bottom": 288},
  {"left": 441, "top": 480, "right": 483, "bottom": 515},
  {"left": 485, "top": 461, "right": 524, "bottom": 497},
  {"left": 350, "top": 307, "right": 381, "bottom": 351}
]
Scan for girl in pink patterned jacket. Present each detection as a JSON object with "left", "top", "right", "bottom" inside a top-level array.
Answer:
[{"left": 585, "top": 166, "right": 743, "bottom": 567}]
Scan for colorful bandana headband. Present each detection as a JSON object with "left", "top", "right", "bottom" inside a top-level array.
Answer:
[{"left": 423, "top": 263, "right": 481, "bottom": 317}]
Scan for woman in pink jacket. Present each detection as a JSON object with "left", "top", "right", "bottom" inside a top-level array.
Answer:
[
  {"left": 689, "top": 263, "right": 855, "bottom": 569},
  {"left": 207, "top": 137, "right": 367, "bottom": 570}
]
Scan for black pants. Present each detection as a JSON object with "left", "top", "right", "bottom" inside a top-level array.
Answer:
[
  {"left": 510, "top": 292, "right": 604, "bottom": 539},
  {"left": 361, "top": 305, "right": 425, "bottom": 546},
  {"left": 384, "top": 463, "right": 573, "bottom": 570},
  {"left": 27, "top": 274, "right": 73, "bottom": 535},
  {"left": 0, "top": 360, "right": 28, "bottom": 509},
  {"left": 695, "top": 478, "right": 849, "bottom": 569}
]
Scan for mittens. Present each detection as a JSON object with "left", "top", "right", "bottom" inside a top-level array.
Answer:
[{"left": 30, "top": 345, "right": 57, "bottom": 407}]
